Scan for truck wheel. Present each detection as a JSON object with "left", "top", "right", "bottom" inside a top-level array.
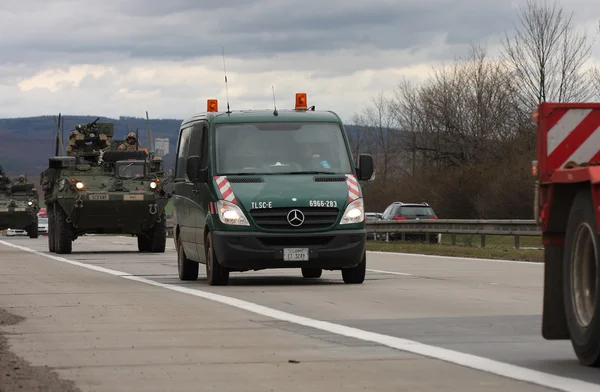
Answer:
[
  {"left": 48, "top": 207, "right": 55, "bottom": 252},
  {"left": 150, "top": 217, "right": 166, "bottom": 253},
  {"left": 27, "top": 216, "right": 39, "bottom": 239},
  {"left": 563, "top": 189, "right": 600, "bottom": 367},
  {"left": 341, "top": 251, "right": 366, "bottom": 284},
  {"left": 54, "top": 207, "right": 73, "bottom": 254},
  {"left": 302, "top": 268, "right": 322, "bottom": 278},
  {"left": 177, "top": 235, "right": 198, "bottom": 281},
  {"left": 205, "top": 233, "right": 229, "bottom": 286}
]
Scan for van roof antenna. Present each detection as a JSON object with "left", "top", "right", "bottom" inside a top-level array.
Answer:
[
  {"left": 272, "top": 85, "right": 278, "bottom": 116},
  {"left": 222, "top": 46, "right": 231, "bottom": 114}
]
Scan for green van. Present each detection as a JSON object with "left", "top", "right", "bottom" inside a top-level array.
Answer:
[{"left": 172, "top": 94, "right": 375, "bottom": 285}]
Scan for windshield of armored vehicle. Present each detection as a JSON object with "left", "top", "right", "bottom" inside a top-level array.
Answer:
[
  {"left": 214, "top": 122, "right": 353, "bottom": 175},
  {"left": 116, "top": 161, "right": 146, "bottom": 179}
]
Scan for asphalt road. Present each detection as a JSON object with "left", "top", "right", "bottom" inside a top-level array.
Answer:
[{"left": 0, "top": 235, "right": 599, "bottom": 392}]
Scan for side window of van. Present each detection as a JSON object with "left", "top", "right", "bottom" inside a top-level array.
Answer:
[
  {"left": 175, "top": 126, "right": 192, "bottom": 180},
  {"left": 187, "top": 122, "right": 205, "bottom": 164}
]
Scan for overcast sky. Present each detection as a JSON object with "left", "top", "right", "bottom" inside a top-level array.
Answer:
[{"left": 0, "top": 0, "right": 599, "bottom": 123}]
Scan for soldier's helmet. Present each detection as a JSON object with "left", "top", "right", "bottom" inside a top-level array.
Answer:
[
  {"left": 18, "top": 175, "right": 25, "bottom": 182},
  {"left": 69, "top": 130, "right": 78, "bottom": 139},
  {"left": 126, "top": 132, "right": 137, "bottom": 144}
]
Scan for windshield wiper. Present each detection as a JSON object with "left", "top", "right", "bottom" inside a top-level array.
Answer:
[{"left": 277, "top": 171, "right": 336, "bottom": 175}]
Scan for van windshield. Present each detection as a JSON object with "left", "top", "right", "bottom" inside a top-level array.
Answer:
[{"left": 214, "top": 122, "right": 353, "bottom": 175}]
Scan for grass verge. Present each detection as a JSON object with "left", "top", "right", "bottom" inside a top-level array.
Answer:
[{"left": 366, "top": 241, "right": 543, "bottom": 262}]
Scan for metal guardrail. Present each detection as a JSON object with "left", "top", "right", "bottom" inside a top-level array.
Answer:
[
  {"left": 165, "top": 219, "right": 541, "bottom": 248},
  {"left": 365, "top": 219, "right": 541, "bottom": 249}
]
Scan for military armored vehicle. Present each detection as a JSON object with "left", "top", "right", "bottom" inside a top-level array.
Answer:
[
  {"left": 0, "top": 170, "right": 40, "bottom": 238},
  {"left": 41, "top": 115, "right": 171, "bottom": 254}
]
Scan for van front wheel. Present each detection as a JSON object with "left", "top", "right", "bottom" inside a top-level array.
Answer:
[
  {"left": 205, "top": 233, "right": 229, "bottom": 286},
  {"left": 341, "top": 252, "right": 366, "bottom": 284}
]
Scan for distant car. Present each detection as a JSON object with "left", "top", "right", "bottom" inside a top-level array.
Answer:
[
  {"left": 6, "top": 228, "right": 27, "bottom": 236},
  {"left": 377, "top": 202, "right": 440, "bottom": 243},
  {"left": 38, "top": 217, "right": 48, "bottom": 235},
  {"left": 365, "top": 212, "right": 382, "bottom": 239}
]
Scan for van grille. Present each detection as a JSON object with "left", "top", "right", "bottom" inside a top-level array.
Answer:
[
  {"left": 313, "top": 176, "right": 346, "bottom": 182},
  {"left": 250, "top": 207, "right": 339, "bottom": 230}
]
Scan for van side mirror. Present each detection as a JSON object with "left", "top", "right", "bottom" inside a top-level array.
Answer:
[
  {"left": 356, "top": 154, "right": 374, "bottom": 181},
  {"left": 186, "top": 156, "right": 208, "bottom": 182}
]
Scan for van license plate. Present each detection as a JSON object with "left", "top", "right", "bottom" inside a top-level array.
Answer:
[{"left": 283, "top": 248, "right": 309, "bottom": 261}]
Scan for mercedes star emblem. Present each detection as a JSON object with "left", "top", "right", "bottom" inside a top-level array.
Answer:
[{"left": 287, "top": 209, "right": 305, "bottom": 227}]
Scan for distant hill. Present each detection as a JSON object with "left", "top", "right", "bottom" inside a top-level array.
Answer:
[{"left": 0, "top": 114, "right": 364, "bottom": 178}]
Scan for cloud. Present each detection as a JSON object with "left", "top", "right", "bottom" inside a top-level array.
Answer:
[{"left": 0, "top": 0, "right": 599, "bottom": 122}]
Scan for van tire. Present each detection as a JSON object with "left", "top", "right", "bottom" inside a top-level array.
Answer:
[
  {"left": 302, "top": 268, "right": 322, "bottom": 278},
  {"left": 205, "top": 233, "right": 229, "bottom": 286},
  {"left": 341, "top": 251, "right": 366, "bottom": 284},
  {"left": 177, "top": 235, "right": 198, "bottom": 281}
]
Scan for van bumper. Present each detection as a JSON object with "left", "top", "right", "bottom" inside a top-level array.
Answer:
[{"left": 211, "top": 229, "right": 366, "bottom": 271}]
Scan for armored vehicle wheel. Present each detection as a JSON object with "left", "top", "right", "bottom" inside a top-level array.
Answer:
[
  {"left": 27, "top": 215, "right": 38, "bottom": 239},
  {"left": 341, "top": 251, "right": 366, "bottom": 284},
  {"left": 205, "top": 232, "right": 229, "bottom": 286},
  {"left": 563, "top": 189, "right": 600, "bottom": 367},
  {"left": 137, "top": 235, "right": 151, "bottom": 252},
  {"left": 302, "top": 268, "right": 322, "bottom": 278},
  {"left": 54, "top": 206, "right": 73, "bottom": 254},
  {"left": 48, "top": 207, "right": 55, "bottom": 252},
  {"left": 176, "top": 234, "right": 198, "bottom": 281},
  {"left": 149, "top": 217, "right": 166, "bottom": 253}
]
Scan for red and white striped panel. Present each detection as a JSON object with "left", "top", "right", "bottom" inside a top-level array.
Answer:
[
  {"left": 345, "top": 174, "right": 361, "bottom": 202},
  {"left": 214, "top": 176, "right": 237, "bottom": 204},
  {"left": 208, "top": 201, "right": 217, "bottom": 214},
  {"left": 546, "top": 108, "right": 600, "bottom": 171}
]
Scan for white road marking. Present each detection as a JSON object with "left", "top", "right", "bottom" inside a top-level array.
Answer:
[
  {"left": 367, "top": 250, "right": 543, "bottom": 265},
  {"left": 0, "top": 240, "right": 595, "bottom": 392},
  {"left": 366, "top": 269, "right": 412, "bottom": 276}
]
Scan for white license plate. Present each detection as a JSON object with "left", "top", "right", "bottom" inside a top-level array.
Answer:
[
  {"left": 89, "top": 194, "right": 109, "bottom": 200},
  {"left": 124, "top": 194, "right": 144, "bottom": 201},
  {"left": 283, "top": 248, "right": 309, "bottom": 261},
  {"left": 0, "top": 208, "right": 7, "bottom": 212},
  {"left": 14, "top": 208, "right": 25, "bottom": 211}
]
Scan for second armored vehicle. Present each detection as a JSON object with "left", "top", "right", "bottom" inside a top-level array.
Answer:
[{"left": 0, "top": 173, "right": 40, "bottom": 238}]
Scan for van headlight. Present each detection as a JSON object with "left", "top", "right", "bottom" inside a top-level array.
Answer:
[
  {"left": 340, "top": 198, "right": 364, "bottom": 225},
  {"left": 217, "top": 200, "right": 249, "bottom": 226}
]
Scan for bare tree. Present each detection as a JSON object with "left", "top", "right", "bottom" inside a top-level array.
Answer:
[
  {"left": 351, "top": 92, "right": 407, "bottom": 184},
  {"left": 500, "top": 0, "right": 593, "bottom": 108}
]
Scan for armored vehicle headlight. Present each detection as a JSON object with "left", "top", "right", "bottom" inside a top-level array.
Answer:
[
  {"left": 150, "top": 181, "right": 157, "bottom": 189},
  {"left": 340, "top": 198, "right": 364, "bottom": 225},
  {"left": 75, "top": 181, "right": 84, "bottom": 190},
  {"left": 217, "top": 200, "right": 249, "bottom": 226},
  {"left": 28, "top": 201, "right": 33, "bottom": 206}
]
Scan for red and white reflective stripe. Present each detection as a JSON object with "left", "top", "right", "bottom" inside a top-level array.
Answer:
[
  {"left": 546, "top": 108, "right": 600, "bottom": 170},
  {"left": 345, "top": 174, "right": 360, "bottom": 202},
  {"left": 208, "top": 202, "right": 217, "bottom": 214},
  {"left": 214, "top": 176, "right": 237, "bottom": 204}
]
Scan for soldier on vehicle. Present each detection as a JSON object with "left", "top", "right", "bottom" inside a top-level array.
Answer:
[
  {"left": 66, "top": 130, "right": 80, "bottom": 156},
  {"left": 16, "top": 175, "right": 27, "bottom": 184},
  {"left": 118, "top": 132, "right": 142, "bottom": 151}
]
